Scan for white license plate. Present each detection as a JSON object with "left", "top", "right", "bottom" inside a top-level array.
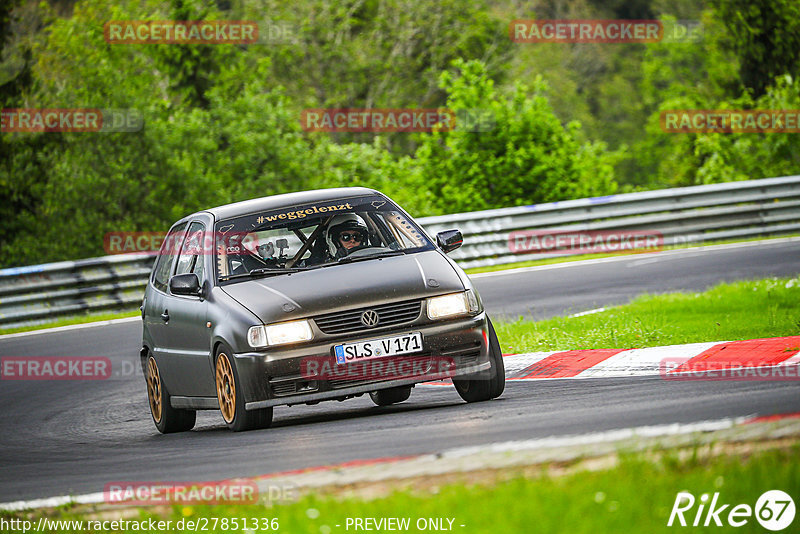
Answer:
[{"left": 334, "top": 332, "right": 423, "bottom": 364}]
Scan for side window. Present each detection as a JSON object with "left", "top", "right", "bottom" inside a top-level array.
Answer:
[
  {"left": 152, "top": 223, "right": 187, "bottom": 292},
  {"left": 175, "top": 222, "right": 206, "bottom": 285},
  {"left": 191, "top": 247, "right": 204, "bottom": 281}
]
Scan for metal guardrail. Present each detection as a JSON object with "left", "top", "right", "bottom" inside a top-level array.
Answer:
[
  {"left": 424, "top": 174, "right": 800, "bottom": 269},
  {"left": 1, "top": 175, "right": 799, "bottom": 329},
  {"left": 0, "top": 255, "right": 155, "bottom": 329}
]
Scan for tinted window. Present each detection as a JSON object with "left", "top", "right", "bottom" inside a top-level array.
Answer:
[
  {"left": 152, "top": 222, "right": 187, "bottom": 292},
  {"left": 214, "top": 195, "right": 433, "bottom": 283},
  {"left": 174, "top": 222, "right": 206, "bottom": 286}
]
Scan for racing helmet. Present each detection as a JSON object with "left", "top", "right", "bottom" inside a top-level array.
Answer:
[{"left": 325, "top": 213, "right": 369, "bottom": 257}]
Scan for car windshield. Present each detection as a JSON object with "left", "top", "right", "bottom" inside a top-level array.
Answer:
[{"left": 215, "top": 195, "right": 434, "bottom": 282}]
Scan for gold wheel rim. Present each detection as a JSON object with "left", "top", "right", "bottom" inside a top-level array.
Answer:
[
  {"left": 216, "top": 353, "right": 236, "bottom": 423},
  {"left": 146, "top": 357, "right": 162, "bottom": 423}
]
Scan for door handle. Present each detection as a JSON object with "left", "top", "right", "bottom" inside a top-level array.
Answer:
[{"left": 160, "top": 310, "right": 170, "bottom": 322}]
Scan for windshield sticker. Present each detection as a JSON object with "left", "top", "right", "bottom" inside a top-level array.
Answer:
[{"left": 254, "top": 203, "right": 353, "bottom": 225}]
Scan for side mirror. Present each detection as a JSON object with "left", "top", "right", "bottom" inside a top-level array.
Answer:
[
  {"left": 436, "top": 229, "right": 463, "bottom": 254},
  {"left": 169, "top": 273, "right": 202, "bottom": 296}
]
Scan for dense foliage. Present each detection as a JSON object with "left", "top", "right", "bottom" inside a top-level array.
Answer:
[{"left": 1, "top": 0, "right": 799, "bottom": 266}]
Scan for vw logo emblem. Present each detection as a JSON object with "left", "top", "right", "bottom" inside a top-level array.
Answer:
[{"left": 360, "top": 309, "right": 380, "bottom": 328}]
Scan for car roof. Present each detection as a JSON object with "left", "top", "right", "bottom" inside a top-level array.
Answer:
[{"left": 199, "top": 187, "right": 380, "bottom": 221}]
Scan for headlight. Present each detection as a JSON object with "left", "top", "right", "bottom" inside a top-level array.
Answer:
[
  {"left": 248, "top": 319, "right": 313, "bottom": 348},
  {"left": 427, "top": 292, "right": 472, "bottom": 320}
]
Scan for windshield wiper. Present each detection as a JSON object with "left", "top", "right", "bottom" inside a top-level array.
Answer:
[
  {"left": 337, "top": 250, "right": 406, "bottom": 264},
  {"left": 219, "top": 266, "right": 307, "bottom": 281}
]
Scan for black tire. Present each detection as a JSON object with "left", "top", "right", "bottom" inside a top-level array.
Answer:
[
  {"left": 215, "top": 346, "right": 273, "bottom": 432},
  {"left": 145, "top": 355, "right": 196, "bottom": 434},
  {"left": 453, "top": 318, "right": 505, "bottom": 402},
  {"left": 487, "top": 318, "right": 506, "bottom": 398},
  {"left": 369, "top": 385, "right": 412, "bottom": 406}
]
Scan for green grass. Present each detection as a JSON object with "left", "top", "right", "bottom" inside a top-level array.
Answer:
[
  {"left": 9, "top": 444, "right": 798, "bottom": 533},
  {"left": 495, "top": 276, "right": 800, "bottom": 353},
  {"left": 464, "top": 234, "right": 800, "bottom": 275},
  {"left": 0, "top": 310, "right": 140, "bottom": 336}
]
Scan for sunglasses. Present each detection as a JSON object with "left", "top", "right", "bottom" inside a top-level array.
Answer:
[{"left": 339, "top": 232, "right": 364, "bottom": 243}]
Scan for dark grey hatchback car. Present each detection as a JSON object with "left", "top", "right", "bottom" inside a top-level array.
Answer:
[{"left": 141, "top": 188, "right": 504, "bottom": 432}]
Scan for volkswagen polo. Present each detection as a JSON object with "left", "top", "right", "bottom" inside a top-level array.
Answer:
[{"left": 141, "top": 188, "right": 504, "bottom": 432}]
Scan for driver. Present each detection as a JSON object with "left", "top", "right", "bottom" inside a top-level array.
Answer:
[{"left": 325, "top": 213, "right": 370, "bottom": 258}]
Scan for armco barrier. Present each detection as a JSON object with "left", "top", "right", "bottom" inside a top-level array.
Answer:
[
  {"left": 0, "top": 255, "right": 154, "bottom": 329},
  {"left": 423, "top": 175, "right": 800, "bottom": 269},
  {"left": 1, "top": 175, "right": 799, "bottom": 329}
]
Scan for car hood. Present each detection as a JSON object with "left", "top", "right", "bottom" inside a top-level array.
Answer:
[{"left": 220, "top": 250, "right": 465, "bottom": 323}]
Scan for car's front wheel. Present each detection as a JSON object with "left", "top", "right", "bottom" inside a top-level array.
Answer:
[
  {"left": 215, "top": 347, "right": 273, "bottom": 432},
  {"left": 453, "top": 318, "right": 505, "bottom": 402},
  {"left": 369, "top": 385, "right": 412, "bottom": 406},
  {"left": 146, "top": 355, "right": 196, "bottom": 433}
]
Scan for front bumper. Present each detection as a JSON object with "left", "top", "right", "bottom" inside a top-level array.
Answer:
[{"left": 235, "top": 312, "right": 490, "bottom": 410}]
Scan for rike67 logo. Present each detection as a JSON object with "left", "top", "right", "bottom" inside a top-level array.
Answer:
[{"left": 668, "top": 490, "right": 795, "bottom": 531}]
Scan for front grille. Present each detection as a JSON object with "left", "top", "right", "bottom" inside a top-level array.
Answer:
[{"left": 314, "top": 299, "right": 422, "bottom": 335}]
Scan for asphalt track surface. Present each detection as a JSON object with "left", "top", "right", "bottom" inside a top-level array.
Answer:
[{"left": 1, "top": 240, "right": 799, "bottom": 503}]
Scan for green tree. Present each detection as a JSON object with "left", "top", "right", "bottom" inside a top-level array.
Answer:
[
  {"left": 1, "top": 0, "right": 49, "bottom": 266},
  {"left": 693, "top": 75, "right": 800, "bottom": 184},
  {"left": 710, "top": 0, "right": 800, "bottom": 98},
  {"left": 241, "top": 0, "right": 511, "bottom": 154},
  {"left": 410, "top": 59, "right": 618, "bottom": 214},
  {"left": 0, "top": 0, "right": 322, "bottom": 265},
  {"left": 631, "top": 12, "right": 739, "bottom": 187}
]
